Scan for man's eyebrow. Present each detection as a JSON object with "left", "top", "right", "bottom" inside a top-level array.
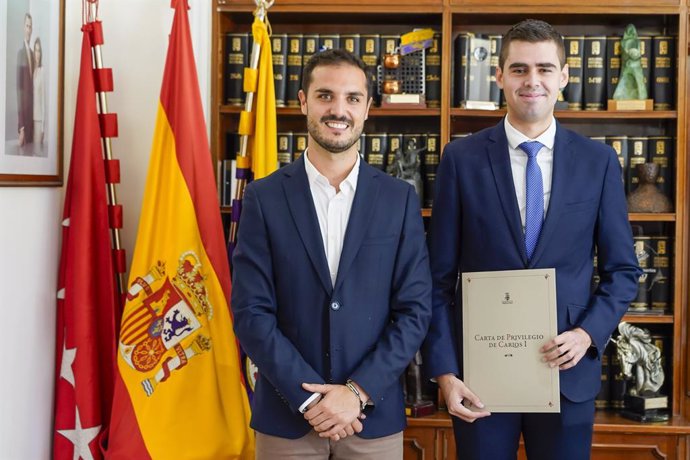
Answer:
[{"left": 508, "top": 62, "right": 558, "bottom": 69}]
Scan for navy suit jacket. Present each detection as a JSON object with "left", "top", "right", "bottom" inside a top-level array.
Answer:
[
  {"left": 422, "top": 119, "right": 640, "bottom": 403},
  {"left": 232, "top": 155, "right": 432, "bottom": 439}
]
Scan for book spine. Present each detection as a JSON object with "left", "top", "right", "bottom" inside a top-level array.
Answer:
[
  {"left": 423, "top": 134, "right": 440, "bottom": 208},
  {"left": 595, "top": 344, "right": 611, "bottom": 409},
  {"left": 272, "top": 34, "right": 288, "bottom": 108},
  {"left": 303, "top": 34, "right": 320, "bottom": 67},
  {"left": 652, "top": 36, "right": 675, "bottom": 110},
  {"left": 630, "top": 236, "right": 653, "bottom": 312},
  {"left": 358, "top": 133, "right": 367, "bottom": 161},
  {"left": 360, "top": 34, "right": 381, "bottom": 104},
  {"left": 640, "top": 36, "right": 652, "bottom": 98},
  {"left": 381, "top": 34, "right": 400, "bottom": 56},
  {"left": 454, "top": 32, "right": 470, "bottom": 107},
  {"left": 387, "top": 133, "right": 403, "bottom": 172},
  {"left": 628, "top": 136, "right": 649, "bottom": 194},
  {"left": 425, "top": 32, "right": 442, "bottom": 109},
  {"left": 319, "top": 34, "right": 340, "bottom": 52},
  {"left": 286, "top": 34, "right": 303, "bottom": 108},
  {"left": 648, "top": 136, "right": 673, "bottom": 201},
  {"left": 224, "top": 33, "right": 248, "bottom": 106},
  {"left": 277, "top": 131, "right": 293, "bottom": 168},
  {"left": 604, "top": 135, "right": 628, "bottom": 190},
  {"left": 583, "top": 36, "right": 606, "bottom": 111},
  {"left": 293, "top": 133, "right": 308, "bottom": 161},
  {"left": 341, "top": 34, "right": 361, "bottom": 57},
  {"left": 605, "top": 35, "right": 621, "bottom": 102},
  {"left": 650, "top": 236, "right": 672, "bottom": 313},
  {"left": 488, "top": 35, "right": 503, "bottom": 108},
  {"left": 365, "top": 133, "right": 387, "bottom": 170},
  {"left": 609, "top": 342, "right": 625, "bottom": 409}
]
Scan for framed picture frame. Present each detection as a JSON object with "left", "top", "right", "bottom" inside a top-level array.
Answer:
[{"left": 1, "top": 0, "right": 64, "bottom": 185}]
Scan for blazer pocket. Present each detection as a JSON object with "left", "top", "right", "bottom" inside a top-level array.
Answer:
[
  {"left": 362, "top": 235, "right": 397, "bottom": 246},
  {"left": 563, "top": 198, "right": 597, "bottom": 213},
  {"left": 567, "top": 303, "right": 588, "bottom": 326}
]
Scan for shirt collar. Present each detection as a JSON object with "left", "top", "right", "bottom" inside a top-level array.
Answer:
[
  {"left": 504, "top": 116, "right": 556, "bottom": 151},
  {"left": 304, "top": 148, "right": 360, "bottom": 194}
]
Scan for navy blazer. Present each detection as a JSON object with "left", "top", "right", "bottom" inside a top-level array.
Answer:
[
  {"left": 422, "top": 119, "right": 640, "bottom": 403},
  {"left": 232, "top": 156, "right": 432, "bottom": 439}
]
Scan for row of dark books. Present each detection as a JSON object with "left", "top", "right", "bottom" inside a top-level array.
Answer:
[
  {"left": 596, "top": 333, "right": 670, "bottom": 410},
  {"left": 279, "top": 132, "right": 442, "bottom": 208},
  {"left": 221, "top": 132, "right": 673, "bottom": 211},
  {"left": 455, "top": 33, "right": 676, "bottom": 110},
  {"left": 224, "top": 32, "right": 442, "bottom": 109},
  {"left": 590, "top": 135, "right": 674, "bottom": 200},
  {"left": 592, "top": 234, "right": 673, "bottom": 314},
  {"left": 221, "top": 132, "right": 444, "bottom": 207}
]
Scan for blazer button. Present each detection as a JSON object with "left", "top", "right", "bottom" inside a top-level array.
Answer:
[{"left": 330, "top": 301, "right": 341, "bottom": 311}]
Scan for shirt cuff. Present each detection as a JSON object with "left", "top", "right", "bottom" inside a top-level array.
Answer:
[{"left": 299, "top": 392, "right": 321, "bottom": 413}]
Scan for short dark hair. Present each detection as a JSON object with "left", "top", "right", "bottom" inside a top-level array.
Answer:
[
  {"left": 301, "top": 48, "right": 373, "bottom": 98},
  {"left": 499, "top": 19, "right": 565, "bottom": 69}
]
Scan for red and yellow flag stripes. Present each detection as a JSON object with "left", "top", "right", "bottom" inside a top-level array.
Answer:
[{"left": 106, "top": 1, "right": 253, "bottom": 458}]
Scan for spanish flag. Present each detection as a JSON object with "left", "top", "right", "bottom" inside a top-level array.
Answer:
[{"left": 106, "top": 1, "right": 253, "bottom": 458}]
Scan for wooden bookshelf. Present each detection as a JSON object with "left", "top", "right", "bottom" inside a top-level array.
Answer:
[{"left": 212, "top": 1, "right": 690, "bottom": 458}]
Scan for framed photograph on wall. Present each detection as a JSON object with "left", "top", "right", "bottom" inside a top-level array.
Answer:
[{"left": 0, "top": 0, "right": 63, "bottom": 185}]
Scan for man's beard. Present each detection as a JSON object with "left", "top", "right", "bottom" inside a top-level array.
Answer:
[{"left": 307, "top": 115, "right": 362, "bottom": 154}]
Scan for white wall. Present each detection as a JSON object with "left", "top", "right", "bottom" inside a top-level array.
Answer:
[{"left": 0, "top": 1, "right": 210, "bottom": 458}]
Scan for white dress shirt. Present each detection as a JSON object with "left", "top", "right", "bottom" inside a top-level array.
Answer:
[
  {"left": 298, "top": 149, "right": 360, "bottom": 412},
  {"left": 304, "top": 149, "right": 360, "bottom": 286},
  {"left": 504, "top": 116, "right": 556, "bottom": 232}
]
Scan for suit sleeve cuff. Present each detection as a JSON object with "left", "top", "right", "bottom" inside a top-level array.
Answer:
[{"left": 299, "top": 392, "right": 321, "bottom": 413}]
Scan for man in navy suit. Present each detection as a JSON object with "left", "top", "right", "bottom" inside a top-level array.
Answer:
[
  {"left": 17, "top": 12, "right": 34, "bottom": 151},
  {"left": 422, "top": 20, "right": 640, "bottom": 459},
  {"left": 232, "top": 49, "right": 432, "bottom": 459}
]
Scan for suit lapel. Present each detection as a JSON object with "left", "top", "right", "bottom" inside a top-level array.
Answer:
[
  {"left": 530, "top": 122, "right": 574, "bottom": 266},
  {"left": 282, "top": 157, "right": 333, "bottom": 294},
  {"left": 333, "top": 162, "right": 381, "bottom": 293},
  {"left": 488, "top": 121, "right": 528, "bottom": 265}
]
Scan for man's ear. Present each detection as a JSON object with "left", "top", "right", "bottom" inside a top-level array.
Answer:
[
  {"left": 365, "top": 97, "right": 373, "bottom": 120},
  {"left": 298, "top": 89, "right": 307, "bottom": 115},
  {"left": 495, "top": 66, "right": 504, "bottom": 89},
  {"left": 560, "top": 63, "right": 569, "bottom": 90}
]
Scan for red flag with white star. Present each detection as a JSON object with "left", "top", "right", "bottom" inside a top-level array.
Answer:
[{"left": 53, "top": 20, "right": 120, "bottom": 460}]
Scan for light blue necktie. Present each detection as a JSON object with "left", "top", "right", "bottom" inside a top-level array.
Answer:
[{"left": 519, "top": 141, "right": 545, "bottom": 261}]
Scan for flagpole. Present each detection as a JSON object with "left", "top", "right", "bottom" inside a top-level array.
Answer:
[
  {"left": 228, "top": 0, "right": 274, "bottom": 249},
  {"left": 88, "top": 0, "right": 126, "bottom": 298}
]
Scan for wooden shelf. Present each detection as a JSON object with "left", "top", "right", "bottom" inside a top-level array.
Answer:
[
  {"left": 408, "top": 411, "right": 690, "bottom": 435},
  {"left": 594, "top": 412, "right": 690, "bottom": 435},
  {"left": 622, "top": 313, "right": 674, "bottom": 323},
  {"left": 628, "top": 213, "right": 676, "bottom": 221},
  {"left": 450, "top": 109, "right": 678, "bottom": 119},
  {"left": 421, "top": 210, "right": 676, "bottom": 221}
]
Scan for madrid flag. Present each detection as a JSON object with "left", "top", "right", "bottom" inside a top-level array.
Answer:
[
  {"left": 53, "top": 23, "right": 119, "bottom": 460},
  {"left": 106, "top": 1, "right": 253, "bottom": 458}
]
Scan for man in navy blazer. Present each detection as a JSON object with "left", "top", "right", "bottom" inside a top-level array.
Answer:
[
  {"left": 232, "top": 49, "right": 432, "bottom": 459},
  {"left": 422, "top": 20, "right": 640, "bottom": 459}
]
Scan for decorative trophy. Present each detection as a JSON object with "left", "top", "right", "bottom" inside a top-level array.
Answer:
[
  {"left": 627, "top": 163, "right": 673, "bottom": 213},
  {"left": 404, "top": 351, "right": 436, "bottom": 417},
  {"left": 379, "top": 29, "right": 432, "bottom": 108},
  {"left": 613, "top": 322, "right": 669, "bottom": 422},
  {"left": 461, "top": 35, "right": 496, "bottom": 110},
  {"left": 386, "top": 136, "right": 424, "bottom": 205},
  {"left": 608, "top": 24, "right": 654, "bottom": 110}
]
